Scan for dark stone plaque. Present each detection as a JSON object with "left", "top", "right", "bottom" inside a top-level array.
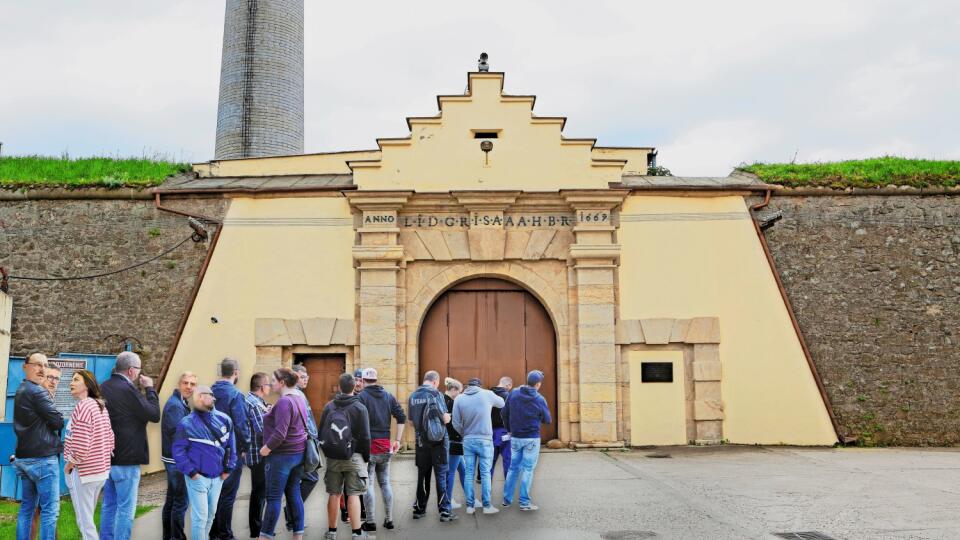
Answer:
[{"left": 640, "top": 362, "right": 673, "bottom": 383}]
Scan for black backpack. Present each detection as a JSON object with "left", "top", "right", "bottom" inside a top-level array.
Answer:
[{"left": 320, "top": 404, "right": 353, "bottom": 459}]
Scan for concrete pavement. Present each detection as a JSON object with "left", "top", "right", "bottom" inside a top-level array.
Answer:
[{"left": 133, "top": 446, "right": 960, "bottom": 539}]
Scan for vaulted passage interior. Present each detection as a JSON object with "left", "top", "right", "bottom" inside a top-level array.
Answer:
[{"left": 419, "top": 277, "right": 558, "bottom": 441}]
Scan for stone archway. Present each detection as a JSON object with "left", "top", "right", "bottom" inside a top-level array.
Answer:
[
  {"left": 404, "top": 261, "right": 572, "bottom": 441},
  {"left": 419, "top": 277, "right": 559, "bottom": 441}
]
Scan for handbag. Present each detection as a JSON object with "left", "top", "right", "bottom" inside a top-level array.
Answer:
[{"left": 294, "top": 397, "right": 324, "bottom": 473}]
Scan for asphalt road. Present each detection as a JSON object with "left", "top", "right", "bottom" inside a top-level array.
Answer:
[{"left": 133, "top": 446, "right": 960, "bottom": 539}]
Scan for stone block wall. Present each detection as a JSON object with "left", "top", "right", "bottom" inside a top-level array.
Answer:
[
  {"left": 0, "top": 196, "right": 228, "bottom": 376},
  {"left": 760, "top": 194, "right": 960, "bottom": 445},
  {"left": 3, "top": 192, "right": 959, "bottom": 445}
]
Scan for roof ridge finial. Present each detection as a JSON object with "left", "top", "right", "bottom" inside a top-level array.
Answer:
[{"left": 478, "top": 52, "right": 489, "bottom": 72}]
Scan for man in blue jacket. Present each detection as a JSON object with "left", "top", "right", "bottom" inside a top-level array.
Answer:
[
  {"left": 160, "top": 371, "right": 197, "bottom": 540},
  {"left": 172, "top": 385, "right": 236, "bottom": 540},
  {"left": 501, "top": 370, "right": 552, "bottom": 511},
  {"left": 210, "top": 357, "right": 250, "bottom": 540}
]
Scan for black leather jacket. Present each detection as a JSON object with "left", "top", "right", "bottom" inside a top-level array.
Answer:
[{"left": 14, "top": 379, "right": 64, "bottom": 458}]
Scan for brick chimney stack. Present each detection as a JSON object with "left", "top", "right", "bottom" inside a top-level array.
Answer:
[{"left": 214, "top": 0, "right": 304, "bottom": 159}]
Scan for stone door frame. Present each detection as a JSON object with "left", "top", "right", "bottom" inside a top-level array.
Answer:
[
  {"left": 403, "top": 261, "right": 573, "bottom": 441},
  {"left": 347, "top": 189, "right": 629, "bottom": 445}
]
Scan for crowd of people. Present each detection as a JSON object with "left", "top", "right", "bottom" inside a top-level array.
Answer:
[
  {"left": 11, "top": 350, "right": 552, "bottom": 540},
  {"left": 13, "top": 351, "right": 158, "bottom": 540}
]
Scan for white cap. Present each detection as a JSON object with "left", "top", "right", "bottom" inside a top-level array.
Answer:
[{"left": 361, "top": 367, "right": 378, "bottom": 381}]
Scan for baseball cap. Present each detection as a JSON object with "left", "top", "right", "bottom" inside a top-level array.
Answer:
[
  {"left": 526, "top": 370, "right": 544, "bottom": 386},
  {"left": 362, "top": 367, "right": 378, "bottom": 381},
  {"left": 467, "top": 377, "right": 482, "bottom": 387},
  {"left": 353, "top": 368, "right": 363, "bottom": 379}
]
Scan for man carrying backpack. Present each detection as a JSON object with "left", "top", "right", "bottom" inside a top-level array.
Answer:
[
  {"left": 407, "top": 370, "right": 457, "bottom": 523},
  {"left": 319, "top": 373, "right": 371, "bottom": 540}
]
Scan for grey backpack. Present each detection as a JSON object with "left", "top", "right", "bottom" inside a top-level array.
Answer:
[{"left": 421, "top": 397, "right": 446, "bottom": 443}]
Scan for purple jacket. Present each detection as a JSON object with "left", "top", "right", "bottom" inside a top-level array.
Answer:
[{"left": 262, "top": 393, "right": 308, "bottom": 455}]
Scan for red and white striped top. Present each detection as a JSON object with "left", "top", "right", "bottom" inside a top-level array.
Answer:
[{"left": 63, "top": 397, "right": 115, "bottom": 483}]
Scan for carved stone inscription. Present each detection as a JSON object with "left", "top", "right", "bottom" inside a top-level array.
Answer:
[{"left": 396, "top": 213, "right": 575, "bottom": 228}]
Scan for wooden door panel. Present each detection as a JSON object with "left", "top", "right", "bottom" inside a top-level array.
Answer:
[
  {"left": 300, "top": 354, "right": 345, "bottom": 425},
  {"left": 420, "top": 295, "right": 449, "bottom": 378},
  {"left": 419, "top": 278, "right": 558, "bottom": 441},
  {"left": 447, "top": 292, "right": 478, "bottom": 369},
  {"left": 484, "top": 291, "right": 526, "bottom": 390},
  {"left": 525, "top": 295, "right": 558, "bottom": 440}
]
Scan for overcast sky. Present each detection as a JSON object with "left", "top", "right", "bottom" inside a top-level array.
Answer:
[{"left": 1, "top": 1, "right": 958, "bottom": 175}]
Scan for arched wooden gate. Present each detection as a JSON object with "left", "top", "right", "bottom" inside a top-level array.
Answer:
[{"left": 418, "top": 277, "right": 558, "bottom": 441}]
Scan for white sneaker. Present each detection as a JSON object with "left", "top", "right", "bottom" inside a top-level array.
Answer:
[
  {"left": 520, "top": 504, "right": 539, "bottom": 511},
  {"left": 482, "top": 506, "right": 500, "bottom": 515},
  {"left": 466, "top": 506, "right": 476, "bottom": 515},
  {"left": 451, "top": 499, "right": 462, "bottom": 509},
  {"left": 474, "top": 499, "right": 484, "bottom": 508}
]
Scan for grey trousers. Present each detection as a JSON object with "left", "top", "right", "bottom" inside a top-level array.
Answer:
[{"left": 363, "top": 453, "right": 394, "bottom": 523}]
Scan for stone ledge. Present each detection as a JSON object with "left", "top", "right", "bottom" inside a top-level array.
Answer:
[
  {"left": 616, "top": 317, "right": 720, "bottom": 345},
  {"left": 255, "top": 317, "right": 355, "bottom": 346}
]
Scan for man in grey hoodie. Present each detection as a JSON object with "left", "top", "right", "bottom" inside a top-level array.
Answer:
[{"left": 452, "top": 378, "right": 505, "bottom": 514}]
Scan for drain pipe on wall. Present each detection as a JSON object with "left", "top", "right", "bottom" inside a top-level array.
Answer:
[
  {"left": 750, "top": 189, "right": 853, "bottom": 445},
  {"left": 153, "top": 192, "right": 224, "bottom": 391}
]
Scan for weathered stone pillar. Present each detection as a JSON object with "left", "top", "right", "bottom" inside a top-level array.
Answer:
[
  {"left": 564, "top": 191, "right": 628, "bottom": 444},
  {"left": 347, "top": 192, "right": 411, "bottom": 388}
]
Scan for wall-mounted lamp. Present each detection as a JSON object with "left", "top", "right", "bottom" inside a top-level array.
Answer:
[{"left": 480, "top": 140, "right": 493, "bottom": 165}]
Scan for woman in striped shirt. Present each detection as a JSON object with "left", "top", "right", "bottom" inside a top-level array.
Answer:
[{"left": 63, "top": 369, "right": 115, "bottom": 540}]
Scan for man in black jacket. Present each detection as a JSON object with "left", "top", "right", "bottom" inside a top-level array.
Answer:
[
  {"left": 319, "top": 373, "right": 371, "bottom": 540},
  {"left": 160, "top": 371, "right": 197, "bottom": 540},
  {"left": 100, "top": 351, "right": 160, "bottom": 540},
  {"left": 358, "top": 367, "right": 406, "bottom": 532},
  {"left": 490, "top": 376, "right": 513, "bottom": 479},
  {"left": 13, "top": 352, "right": 64, "bottom": 540}
]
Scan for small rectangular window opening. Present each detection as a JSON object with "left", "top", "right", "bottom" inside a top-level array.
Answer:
[{"left": 473, "top": 131, "right": 499, "bottom": 139}]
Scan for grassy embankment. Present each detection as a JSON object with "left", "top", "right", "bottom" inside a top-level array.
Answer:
[
  {"left": 0, "top": 156, "right": 189, "bottom": 188},
  {"left": 739, "top": 156, "right": 960, "bottom": 189}
]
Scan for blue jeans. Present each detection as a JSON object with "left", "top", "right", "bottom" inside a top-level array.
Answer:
[
  {"left": 461, "top": 438, "right": 494, "bottom": 508},
  {"left": 184, "top": 475, "right": 224, "bottom": 540},
  {"left": 445, "top": 454, "right": 465, "bottom": 502},
  {"left": 503, "top": 437, "right": 541, "bottom": 507},
  {"left": 101, "top": 464, "right": 141, "bottom": 540},
  {"left": 162, "top": 462, "right": 188, "bottom": 539},
  {"left": 212, "top": 459, "right": 243, "bottom": 539},
  {"left": 260, "top": 453, "right": 304, "bottom": 538},
  {"left": 492, "top": 428, "right": 512, "bottom": 479},
  {"left": 14, "top": 456, "right": 60, "bottom": 540}
]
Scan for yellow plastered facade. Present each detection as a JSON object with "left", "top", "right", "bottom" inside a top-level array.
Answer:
[
  {"left": 155, "top": 71, "right": 837, "bottom": 471},
  {"left": 194, "top": 150, "right": 380, "bottom": 177},
  {"left": 618, "top": 195, "right": 837, "bottom": 445},
  {"left": 146, "top": 197, "right": 356, "bottom": 471}
]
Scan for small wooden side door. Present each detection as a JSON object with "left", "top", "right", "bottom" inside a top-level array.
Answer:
[{"left": 298, "top": 354, "right": 345, "bottom": 425}]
